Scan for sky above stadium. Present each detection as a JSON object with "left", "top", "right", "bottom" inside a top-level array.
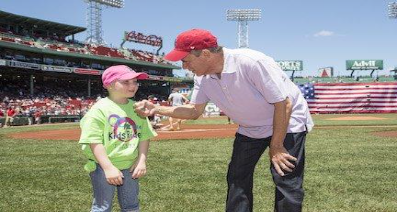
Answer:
[{"left": 1, "top": 0, "right": 396, "bottom": 77}]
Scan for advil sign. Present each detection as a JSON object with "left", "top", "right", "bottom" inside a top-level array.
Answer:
[{"left": 346, "top": 60, "right": 383, "bottom": 70}]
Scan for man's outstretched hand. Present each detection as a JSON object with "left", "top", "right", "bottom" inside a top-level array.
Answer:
[{"left": 134, "top": 100, "right": 156, "bottom": 117}]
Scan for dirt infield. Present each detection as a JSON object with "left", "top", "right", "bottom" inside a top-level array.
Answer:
[
  {"left": 9, "top": 124, "right": 239, "bottom": 141},
  {"left": 8, "top": 122, "right": 397, "bottom": 140},
  {"left": 371, "top": 131, "right": 397, "bottom": 138}
]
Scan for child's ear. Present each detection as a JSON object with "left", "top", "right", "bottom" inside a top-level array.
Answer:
[
  {"left": 107, "top": 83, "right": 115, "bottom": 90},
  {"left": 104, "top": 86, "right": 112, "bottom": 92}
]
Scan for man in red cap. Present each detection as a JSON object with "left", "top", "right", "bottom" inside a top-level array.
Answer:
[{"left": 135, "top": 29, "right": 313, "bottom": 212}]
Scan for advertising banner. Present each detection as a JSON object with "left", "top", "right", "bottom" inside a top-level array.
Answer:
[
  {"left": 318, "top": 67, "right": 334, "bottom": 77},
  {"left": 276, "top": 60, "right": 303, "bottom": 71},
  {"left": 204, "top": 102, "right": 220, "bottom": 117},
  {"left": 163, "top": 76, "right": 183, "bottom": 82},
  {"left": 74, "top": 68, "right": 101, "bottom": 75},
  {"left": 41, "top": 65, "right": 73, "bottom": 73},
  {"left": 123, "top": 31, "right": 162, "bottom": 47},
  {"left": 148, "top": 75, "right": 165, "bottom": 81},
  {"left": 9, "top": 60, "right": 40, "bottom": 70},
  {"left": 346, "top": 60, "right": 383, "bottom": 70}
]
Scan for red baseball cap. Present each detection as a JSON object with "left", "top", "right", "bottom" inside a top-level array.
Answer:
[
  {"left": 164, "top": 29, "right": 218, "bottom": 61},
  {"left": 102, "top": 65, "right": 148, "bottom": 88}
]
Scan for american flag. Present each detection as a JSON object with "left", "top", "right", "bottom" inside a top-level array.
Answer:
[{"left": 298, "top": 82, "right": 397, "bottom": 114}]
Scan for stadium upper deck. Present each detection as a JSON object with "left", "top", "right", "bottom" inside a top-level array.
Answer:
[{"left": 0, "top": 10, "right": 178, "bottom": 69}]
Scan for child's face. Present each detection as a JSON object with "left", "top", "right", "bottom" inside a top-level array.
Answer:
[{"left": 110, "top": 79, "right": 139, "bottom": 98}]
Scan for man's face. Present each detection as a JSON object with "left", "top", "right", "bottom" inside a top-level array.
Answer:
[{"left": 181, "top": 52, "right": 211, "bottom": 76}]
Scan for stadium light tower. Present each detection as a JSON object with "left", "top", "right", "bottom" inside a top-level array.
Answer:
[
  {"left": 389, "top": 2, "right": 397, "bottom": 19},
  {"left": 85, "top": 0, "right": 124, "bottom": 45},
  {"left": 227, "top": 9, "right": 261, "bottom": 48}
]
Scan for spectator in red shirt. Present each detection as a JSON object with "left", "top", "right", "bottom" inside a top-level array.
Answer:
[
  {"left": 5, "top": 106, "right": 16, "bottom": 127},
  {"left": 34, "top": 109, "right": 42, "bottom": 125},
  {"left": 0, "top": 109, "right": 4, "bottom": 128}
]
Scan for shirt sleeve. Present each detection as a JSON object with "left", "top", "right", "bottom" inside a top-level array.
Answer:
[
  {"left": 139, "top": 117, "right": 158, "bottom": 141},
  {"left": 246, "top": 59, "right": 289, "bottom": 104},
  {"left": 79, "top": 109, "right": 105, "bottom": 144},
  {"left": 190, "top": 76, "right": 210, "bottom": 104}
]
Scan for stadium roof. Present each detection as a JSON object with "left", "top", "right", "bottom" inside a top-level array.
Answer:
[
  {"left": 0, "top": 41, "right": 180, "bottom": 70},
  {"left": 0, "top": 10, "right": 86, "bottom": 36}
]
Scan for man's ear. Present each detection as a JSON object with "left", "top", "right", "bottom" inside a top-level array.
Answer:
[{"left": 202, "top": 49, "right": 211, "bottom": 57}]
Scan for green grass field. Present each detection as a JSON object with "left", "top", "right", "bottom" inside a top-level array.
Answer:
[{"left": 0, "top": 114, "right": 396, "bottom": 211}]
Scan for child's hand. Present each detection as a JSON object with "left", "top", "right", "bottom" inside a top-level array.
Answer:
[
  {"left": 103, "top": 166, "right": 124, "bottom": 186},
  {"left": 130, "top": 160, "right": 147, "bottom": 179}
]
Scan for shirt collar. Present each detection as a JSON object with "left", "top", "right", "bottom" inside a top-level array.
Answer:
[{"left": 208, "top": 48, "right": 236, "bottom": 79}]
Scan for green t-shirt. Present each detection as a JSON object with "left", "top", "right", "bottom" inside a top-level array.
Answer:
[{"left": 79, "top": 97, "right": 157, "bottom": 172}]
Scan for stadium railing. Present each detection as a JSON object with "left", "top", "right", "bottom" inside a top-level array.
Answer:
[
  {"left": 0, "top": 115, "right": 81, "bottom": 127},
  {"left": 48, "top": 115, "right": 80, "bottom": 124}
]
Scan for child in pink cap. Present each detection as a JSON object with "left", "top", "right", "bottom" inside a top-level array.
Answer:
[{"left": 79, "top": 65, "right": 157, "bottom": 212}]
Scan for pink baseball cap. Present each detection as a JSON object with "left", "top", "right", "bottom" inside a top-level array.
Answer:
[
  {"left": 102, "top": 65, "right": 148, "bottom": 88},
  {"left": 164, "top": 29, "right": 218, "bottom": 61}
]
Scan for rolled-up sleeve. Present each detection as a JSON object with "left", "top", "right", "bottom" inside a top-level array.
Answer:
[{"left": 190, "top": 76, "right": 209, "bottom": 104}]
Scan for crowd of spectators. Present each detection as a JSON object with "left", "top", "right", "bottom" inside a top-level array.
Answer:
[
  {"left": 0, "top": 93, "right": 172, "bottom": 128},
  {"left": 0, "top": 77, "right": 173, "bottom": 127},
  {"left": 0, "top": 94, "right": 96, "bottom": 127},
  {"left": 0, "top": 78, "right": 99, "bottom": 127}
]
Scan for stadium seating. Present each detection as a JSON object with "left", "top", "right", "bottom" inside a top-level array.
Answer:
[{"left": 0, "top": 31, "right": 167, "bottom": 64}]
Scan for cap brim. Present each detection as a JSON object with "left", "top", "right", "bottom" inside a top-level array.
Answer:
[
  {"left": 164, "top": 49, "right": 189, "bottom": 61},
  {"left": 119, "top": 72, "right": 149, "bottom": 81}
]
